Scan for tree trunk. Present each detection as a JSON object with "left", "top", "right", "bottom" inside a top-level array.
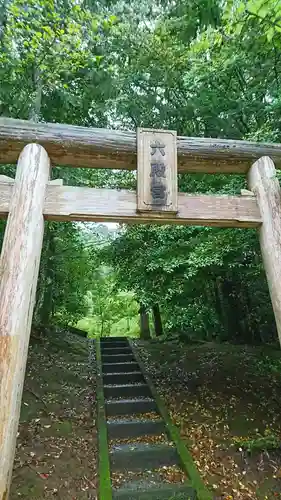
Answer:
[
  {"left": 152, "top": 304, "right": 163, "bottom": 336},
  {"left": 39, "top": 226, "right": 55, "bottom": 326},
  {"left": 220, "top": 278, "right": 245, "bottom": 343},
  {"left": 29, "top": 67, "right": 42, "bottom": 122},
  {"left": 139, "top": 305, "right": 150, "bottom": 340},
  {"left": 215, "top": 277, "right": 230, "bottom": 339}
]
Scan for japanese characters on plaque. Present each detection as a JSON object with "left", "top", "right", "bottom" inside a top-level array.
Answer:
[{"left": 137, "top": 128, "right": 178, "bottom": 214}]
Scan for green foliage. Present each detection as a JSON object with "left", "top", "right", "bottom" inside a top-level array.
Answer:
[
  {"left": 254, "top": 355, "right": 281, "bottom": 376},
  {"left": 224, "top": 0, "right": 281, "bottom": 41},
  {"left": 77, "top": 266, "right": 140, "bottom": 337},
  {"left": 34, "top": 222, "right": 93, "bottom": 326},
  {"left": 0, "top": 0, "right": 117, "bottom": 327},
  {"left": 0, "top": 0, "right": 115, "bottom": 122},
  {"left": 102, "top": 222, "right": 275, "bottom": 342},
  {"left": 233, "top": 433, "right": 280, "bottom": 453}
]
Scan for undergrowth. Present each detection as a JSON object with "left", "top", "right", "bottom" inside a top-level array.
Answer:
[{"left": 233, "top": 433, "right": 280, "bottom": 453}]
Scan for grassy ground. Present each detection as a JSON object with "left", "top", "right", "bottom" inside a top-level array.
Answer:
[
  {"left": 10, "top": 330, "right": 97, "bottom": 500},
  {"left": 137, "top": 341, "right": 281, "bottom": 500}
]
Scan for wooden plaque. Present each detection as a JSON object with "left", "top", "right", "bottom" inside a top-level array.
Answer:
[{"left": 137, "top": 128, "right": 178, "bottom": 214}]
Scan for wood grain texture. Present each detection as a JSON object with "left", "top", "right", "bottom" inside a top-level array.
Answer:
[
  {"left": 0, "top": 144, "right": 50, "bottom": 500},
  {"left": 0, "top": 184, "right": 261, "bottom": 227},
  {"left": 137, "top": 128, "right": 177, "bottom": 212},
  {"left": 248, "top": 156, "right": 281, "bottom": 345},
  {"left": 1, "top": 117, "right": 281, "bottom": 173}
]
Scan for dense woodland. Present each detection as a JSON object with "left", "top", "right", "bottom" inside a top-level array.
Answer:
[{"left": 1, "top": 0, "right": 281, "bottom": 344}]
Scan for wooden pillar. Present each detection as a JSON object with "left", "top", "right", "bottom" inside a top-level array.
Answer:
[
  {"left": 248, "top": 156, "right": 281, "bottom": 345},
  {"left": 0, "top": 144, "right": 50, "bottom": 499}
]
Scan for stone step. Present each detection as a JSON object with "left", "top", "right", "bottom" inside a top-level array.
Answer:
[
  {"left": 107, "top": 418, "right": 165, "bottom": 439},
  {"left": 110, "top": 442, "right": 180, "bottom": 471},
  {"left": 104, "top": 383, "right": 151, "bottom": 399},
  {"left": 100, "top": 337, "right": 128, "bottom": 342},
  {"left": 101, "top": 347, "right": 132, "bottom": 356},
  {"left": 103, "top": 372, "right": 145, "bottom": 385},
  {"left": 100, "top": 341, "right": 129, "bottom": 348},
  {"left": 102, "top": 353, "right": 135, "bottom": 363},
  {"left": 103, "top": 362, "right": 139, "bottom": 374},
  {"left": 106, "top": 398, "right": 157, "bottom": 417},
  {"left": 112, "top": 481, "right": 196, "bottom": 499}
]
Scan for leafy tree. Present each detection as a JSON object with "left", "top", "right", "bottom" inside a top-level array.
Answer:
[
  {"left": 0, "top": 0, "right": 117, "bottom": 326},
  {"left": 78, "top": 266, "right": 139, "bottom": 337}
]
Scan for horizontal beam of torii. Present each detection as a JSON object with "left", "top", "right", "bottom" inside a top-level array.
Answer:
[
  {"left": 1, "top": 117, "right": 281, "bottom": 173},
  {"left": 0, "top": 182, "right": 261, "bottom": 228}
]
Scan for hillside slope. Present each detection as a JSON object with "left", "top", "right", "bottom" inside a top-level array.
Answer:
[{"left": 10, "top": 329, "right": 97, "bottom": 500}]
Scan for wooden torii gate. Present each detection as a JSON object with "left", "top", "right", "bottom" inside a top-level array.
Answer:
[{"left": 1, "top": 117, "right": 281, "bottom": 498}]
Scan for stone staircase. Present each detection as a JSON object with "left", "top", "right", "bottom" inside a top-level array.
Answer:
[{"left": 96, "top": 337, "right": 203, "bottom": 500}]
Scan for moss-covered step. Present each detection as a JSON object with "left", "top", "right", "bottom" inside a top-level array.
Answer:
[
  {"left": 102, "top": 353, "right": 136, "bottom": 363},
  {"left": 102, "top": 347, "right": 132, "bottom": 355},
  {"left": 112, "top": 481, "right": 197, "bottom": 500},
  {"left": 106, "top": 398, "right": 157, "bottom": 416},
  {"left": 101, "top": 340, "right": 129, "bottom": 348},
  {"left": 107, "top": 418, "right": 166, "bottom": 439},
  {"left": 100, "top": 337, "right": 128, "bottom": 345},
  {"left": 103, "top": 362, "right": 140, "bottom": 374},
  {"left": 103, "top": 372, "right": 145, "bottom": 385},
  {"left": 110, "top": 442, "right": 180, "bottom": 471},
  {"left": 104, "top": 383, "right": 151, "bottom": 399}
]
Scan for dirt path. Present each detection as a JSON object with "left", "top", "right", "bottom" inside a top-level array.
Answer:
[
  {"left": 11, "top": 330, "right": 97, "bottom": 500},
  {"left": 137, "top": 341, "right": 281, "bottom": 500}
]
